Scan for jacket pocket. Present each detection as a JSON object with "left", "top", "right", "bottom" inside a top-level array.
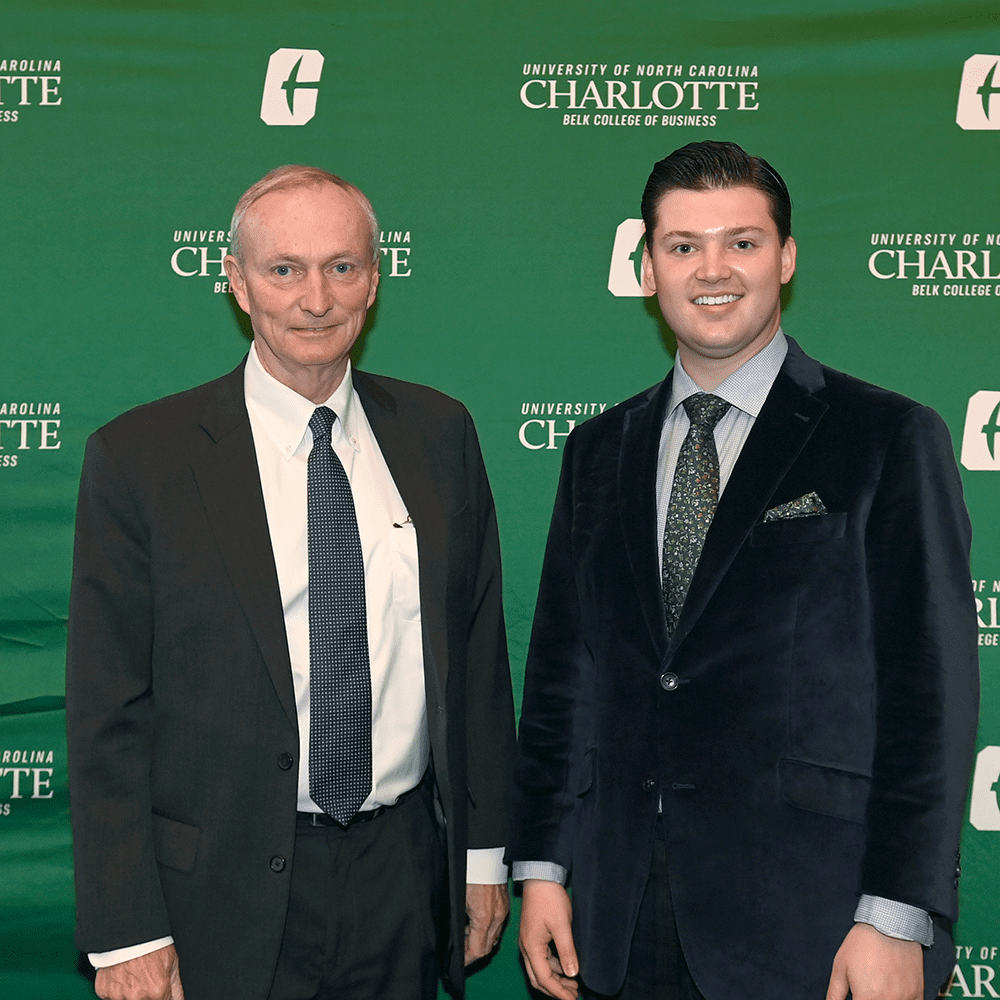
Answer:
[
  {"left": 779, "top": 757, "right": 870, "bottom": 824},
  {"left": 152, "top": 813, "right": 201, "bottom": 873},
  {"left": 576, "top": 745, "right": 597, "bottom": 798},
  {"left": 750, "top": 512, "right": 847, "bottom": 546}
]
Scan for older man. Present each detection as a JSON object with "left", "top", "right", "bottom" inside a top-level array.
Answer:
[
  {"left": 509, "top": 142, "right": 978, "bottom": 1000},
  {"left": 67, "top": 166, "right": 514, "bottom": 1000}
]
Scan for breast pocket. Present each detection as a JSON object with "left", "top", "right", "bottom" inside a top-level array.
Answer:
[
  {"left": 749, "top": 512, "right": 847, "bottom": 547},
  {"left": 390, "top": 522, "right": 421, "bottom": 623}
]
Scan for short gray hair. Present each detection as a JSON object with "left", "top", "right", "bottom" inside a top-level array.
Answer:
[{"left": 229, "top": 165, "right": 380, "bottom": 265}]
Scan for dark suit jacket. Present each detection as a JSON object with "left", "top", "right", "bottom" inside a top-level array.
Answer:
[
  {"left": 509, "top": 338, "right": 978, "bottom": 999},
  {"left": 66, "top": 358, "right": 515, "bottom": 998}
]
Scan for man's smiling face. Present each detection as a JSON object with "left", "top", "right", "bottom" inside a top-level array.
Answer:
[
  {"left": 224, "top": 181, "right": 379, "bottom": 395},
  {"left": 642, "top": 184, "right": 795, "bottom": 376}
]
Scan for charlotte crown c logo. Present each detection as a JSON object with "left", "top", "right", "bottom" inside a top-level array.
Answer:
[
  {"left": 961, "top": 391, "right": 1000, "bottom": 471},
  {"left": 260, "top": 48, "right": 325, "bottom": 126},
  {"left": 956, "top": 54, "right": 1000, "bottom": 130},
  {"left": 608, "top": 219, "right": 653, "bottom": 297},
  {"left": 970, "top": 747, "right": 1000, "bottom": 831}
]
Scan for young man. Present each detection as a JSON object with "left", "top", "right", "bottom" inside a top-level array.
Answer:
[{"left": 509, "top": 141, "right": 978, "bottom": 1000}]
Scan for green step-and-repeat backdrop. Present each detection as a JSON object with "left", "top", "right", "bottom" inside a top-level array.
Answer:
[{"left": 2, "top": 2, "right": 997, "bottom": 996}]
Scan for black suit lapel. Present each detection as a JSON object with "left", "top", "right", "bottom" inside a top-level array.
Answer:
[
  {"left": 669, "top": 340, "right": 828, "bottom": 650},
  {"left": 619, "top": 375, "right": 674, "bottom": 662},
  {"left": 190, "top": 362, "right": 298, "bottom": 729}
]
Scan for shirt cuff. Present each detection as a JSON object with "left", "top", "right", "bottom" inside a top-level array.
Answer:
[
  {"left": 89, "top": 937, "right": 175, "bottom": 969},
  {"left": 466, "top": 847, "right": 508, "bottom": 884},
  {"left": 511, "top": 861, "right": 568, "bottom": 885},
  {"left": 854, "top": 895, "right": 933, "bottom": 947}
]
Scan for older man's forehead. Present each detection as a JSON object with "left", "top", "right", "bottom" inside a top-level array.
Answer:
[
  {"left": 248, "top": 181, "right": 364, "bottom": 222},
  {"left": 240, "top": 185, "right": 371, "bottom": 252}
]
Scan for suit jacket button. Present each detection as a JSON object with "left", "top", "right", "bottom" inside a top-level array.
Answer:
[
  {"left": 277, "top": 752, "right": 293, "bottom": 770},
  {"left": 659, "top": 671, "right": 679, "bottom": 691},
  {"left": 642, "top": 778, "right": 656, "bottom": 792},
  {"left": 270, "top": 856, "right": 286, "bottom": 873}
]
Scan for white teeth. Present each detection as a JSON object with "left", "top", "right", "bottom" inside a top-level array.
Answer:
[{"left": 693, "top": 294, "right": 741, "bottom": 305}]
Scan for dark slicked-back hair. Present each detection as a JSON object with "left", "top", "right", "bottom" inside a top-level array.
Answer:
[{"left": 641, "top": 141, "right": 792, "bottom": 246}]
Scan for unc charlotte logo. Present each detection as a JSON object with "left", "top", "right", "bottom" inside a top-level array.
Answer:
[
  {"left": 961, "top": 392, "right": 1000, "bottom": 471},
  {"left": 260, "top": 48, "right": 324, "bottom": 126},
  {"left": 608, "top": 219, "right": 654, "bottom": 297},
  {"left": 956, "top": 54, "right": 1000, "bottom": 131},
  {"left": 970, "top": 747, "right": 1000, "bottom": 830}
]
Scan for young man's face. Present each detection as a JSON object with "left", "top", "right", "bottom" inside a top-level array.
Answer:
[{"left": 642, "top": 185, "right": 796, "bottom": 373}]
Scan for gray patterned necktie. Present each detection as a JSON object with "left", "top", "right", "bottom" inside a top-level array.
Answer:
[
  {"left": 307, "top": 406, "right": 372, "bottom": 825},
  {"left": 661, "top": 394, "right": 731, "bottom": 635}
]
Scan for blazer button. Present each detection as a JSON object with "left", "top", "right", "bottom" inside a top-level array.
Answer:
[
  {"left": 659, "top": 671, "right": 679, "bottom": 691},
  {"left": 269, "top": 856, "right": 286, "bottom": 873},
  {"left": 642, "top": 778, "right": 656, "bottom": 792},
  {"left": 277, "top": 752, "right": 293, "bottom": 770}
]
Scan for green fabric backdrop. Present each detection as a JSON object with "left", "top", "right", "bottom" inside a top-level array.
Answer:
[{"left": 2, "top": 2, "right": 997, "bottom": 996}]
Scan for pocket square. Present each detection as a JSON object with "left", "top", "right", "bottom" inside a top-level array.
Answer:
[{"left": 763, "top": 492, "right": 828, "bottom": 522}]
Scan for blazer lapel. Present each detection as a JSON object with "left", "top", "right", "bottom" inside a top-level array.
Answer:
[
  {"left": 669, "top": 341, "right": 828, "bottom": 651},
  {"left": 619, "top": 375, "right": 674, "bottom": 663},
  {"left": 190, "top": 362, "right": 298, "bottom": 729}
]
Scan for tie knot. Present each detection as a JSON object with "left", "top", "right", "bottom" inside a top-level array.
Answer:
[
  {"left": 683, "top": 394, "right": 730, "bottom": 430},
  {"left": 309, "top": 406, "right": 336, "bottom": 443}
]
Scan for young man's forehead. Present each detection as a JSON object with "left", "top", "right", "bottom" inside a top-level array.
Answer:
[{"left": 652, "top": 186, "right": 776, "bottom": 227}]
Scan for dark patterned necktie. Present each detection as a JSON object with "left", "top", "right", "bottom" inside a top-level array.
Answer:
[
  {"left": 661, "top": 394, "right": 731, "bottom": 635},
  {"left": 307, "top": 406, "right": 372, "bottom": 824}
]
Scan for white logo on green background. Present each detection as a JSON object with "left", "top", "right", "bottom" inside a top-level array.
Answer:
[
  {"left": 608, "top": 219, "right": 653, "bottom": 298},
  {"left": 962, "top": 391, "right": 1000, "bottom": 471},
  {"left": 957, "top": 54, "right": 1000, "bottom": 131},
  {"left": 260, "top": 48, "right": 324, "bottom": 126},
  {"left": 970, "top": 746, "right": 1000, "bottom": 830}
]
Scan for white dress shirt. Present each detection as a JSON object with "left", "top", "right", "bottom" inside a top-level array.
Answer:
[{"left": 245, "top": 344, "right": 428, "bottom": 813}]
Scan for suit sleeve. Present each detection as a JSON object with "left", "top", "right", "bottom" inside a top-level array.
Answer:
[
  {"left": 860, "top": 404, "right": 979, "bottom": 921},
  {"left": 507, "top": 429, "right": 593, "bottom": 873},
  {"left": 460, "top": 407, "right": 517, "bottom": 852},
  {"left": 66, "top": 429, "right": 172, "bottom": 952}
]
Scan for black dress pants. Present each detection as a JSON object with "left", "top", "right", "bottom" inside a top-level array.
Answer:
[{"left": 268, "top": 776, "right": 447, "bottom": 1000}]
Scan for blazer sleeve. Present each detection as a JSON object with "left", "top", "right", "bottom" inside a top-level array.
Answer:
[
  {"left": 66, "top": 428, "right": 172, "bottom": 952},
  {"left": 860, "top": 403, "right": 979, "bottom": 920},
  {"left": 460, "top": 406, "right": 517, "bottom": 852},
  {"left": 507, "top": 428, "right": 594, "bottom": 873}
]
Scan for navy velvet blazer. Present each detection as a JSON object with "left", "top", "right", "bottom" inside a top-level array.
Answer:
[
  {"left": 510, "top": 338, "right": 978, "bottom": 998},
  {"left": 67, "top": 359, "right": 515, "bottom": 998}
]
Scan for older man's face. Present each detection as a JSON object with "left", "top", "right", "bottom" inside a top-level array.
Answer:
[{"left": 225, "top": 182, "right": 379, "bottom": 395}]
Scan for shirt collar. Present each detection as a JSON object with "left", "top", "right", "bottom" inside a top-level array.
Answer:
[
  {"left": 244, "top": 342, "right": 361, "bottom": 459},
  {"left": 667, "top": 328, "right": 788, "bottom": 420}
]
